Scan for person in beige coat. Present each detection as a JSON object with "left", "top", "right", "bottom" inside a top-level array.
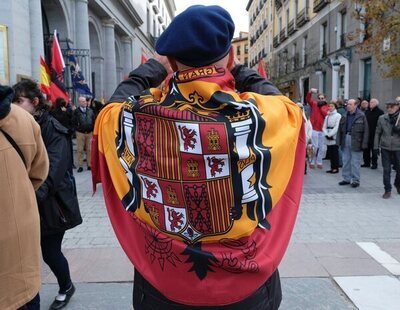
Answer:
[{"left": 0, "top": 85, "right": 49, "bottom": 309}]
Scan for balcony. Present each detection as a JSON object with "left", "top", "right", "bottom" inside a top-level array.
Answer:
[
  {"left": 288, "top": 20, "right": 297, "bottom": 35},
  {"left": 152, "top": 4, "right": 159, "bottom": 14},
  {"left": 273, "top": 35, "right": 280, "bottom": 48},
  {"left": 275, "top": 0, "right": 282, "bottom": 10},
  {"left": 340, "top": 33, "right": 346, "bottom": 48},
  {"left": 280, "top": 28, "right": 287, "bottom": 42},
  {"left": 263, "top": 21, "right": 268, "bottom": 29},
  {"left": 158, "top": 15, "right": 163, "bottom": 23},
  {"left": 296, "top": 8, "right": 309, "bottom": 28},
  {"left": 313, "top": 0, "right": 330, "bottom": 13}
]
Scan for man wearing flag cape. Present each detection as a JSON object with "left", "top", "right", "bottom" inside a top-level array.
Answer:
[{"left": 92, "top": 5, "right": 305, "bottom": 309}]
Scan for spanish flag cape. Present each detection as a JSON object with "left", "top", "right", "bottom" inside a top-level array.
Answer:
[{"left": 92, "top": 66, "right": 305, "bottom": 306}]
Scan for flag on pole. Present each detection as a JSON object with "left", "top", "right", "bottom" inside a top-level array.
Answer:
[
  {"left": 51, "top": 30, "right": 66, "bottom": 82},
  {"left": 68, "top": 53, "right": 93, "bottom": 96},
  {"left": 257, "top": 59, "right": 267, "bottom": 79},
  {"left": 40, "top": 56, "right": 69, "bottom": 102},
  {"left": 49, "top": 30, "right": 69, "bottom": 102}
]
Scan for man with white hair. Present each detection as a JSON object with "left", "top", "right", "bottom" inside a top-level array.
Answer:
[
  {"left": 363, "top": 98, "right": 384, "bottom": 169},
  {"left": 374, "top": 100, "right": 400, "bottom": 199}
]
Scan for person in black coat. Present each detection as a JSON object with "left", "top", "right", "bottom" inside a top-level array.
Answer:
[
  {"left": 13, "top": 80, "right": 82, "bottom": 310},
  {"left": 363, "top": 98, "right": 384, "bottom": 169}
]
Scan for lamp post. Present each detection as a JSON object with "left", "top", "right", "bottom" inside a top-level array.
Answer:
[{"left": 331, "top": 57, "right": 341, "bottom": 72}]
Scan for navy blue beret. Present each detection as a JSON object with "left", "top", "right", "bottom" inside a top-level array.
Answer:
[{"left": 155, "top": 5, "right": 235, "bottom": 67}]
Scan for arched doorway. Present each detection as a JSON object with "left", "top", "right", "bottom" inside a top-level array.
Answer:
[
  {"left": 89, "top": 21, "right": 103, "bottom": 99},
  {"left": 115, "top": 41, "right": 123, "bottom": 83},
  {"left": 41, "top": 0, "right": 70, "bottom": 58}
]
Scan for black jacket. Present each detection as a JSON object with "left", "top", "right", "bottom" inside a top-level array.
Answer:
[
  {"left": 109, "top": 60, "right": 280, "bottom": 103},
  {"left": 35, "top": 111, "right": 82, "bottom": 235},
  {"left": 73, "top": 107, "right": 95, "bottom": 133},
  {"left": 337, "top": 109, "right": 369, "bottom": 152},
  {"left": 51, "top": 106, "right": 74, "bottom": 134},
  {"left": 365, "top": 107, "right": 384, "bottom": 146}
]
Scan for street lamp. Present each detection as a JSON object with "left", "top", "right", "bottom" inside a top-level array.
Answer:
[
  {"left": 315, "top": 63, "right": 323, "bottom": 75},
  {"left": 331, "top": 57, "right": 341, "bottom": 72}
]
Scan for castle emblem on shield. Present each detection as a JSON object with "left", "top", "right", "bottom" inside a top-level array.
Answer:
[{"left": 117, "top": 92, "right": 271, "bottom": 243}]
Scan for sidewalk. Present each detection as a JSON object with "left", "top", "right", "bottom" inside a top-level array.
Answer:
[{"left": 40, "top": 160, "right": 400, "bottom": 309}]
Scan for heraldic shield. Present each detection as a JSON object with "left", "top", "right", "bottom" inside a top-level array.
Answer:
[{"left": 116, "top": 87, "right": 272, "bottom": 244}]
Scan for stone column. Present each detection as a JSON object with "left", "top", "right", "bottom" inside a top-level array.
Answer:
[
  {"left": 103, "top": 18, "right": 117, "bottom": 99},
  {"left": 29, "top": 0, "right": 44, "bottom": 81},
  {"left": 75, "top": 0, "right": 90, "bottom": 50},
  {"left": 121, "top": 36, "right": 133, "bottom": 77}
]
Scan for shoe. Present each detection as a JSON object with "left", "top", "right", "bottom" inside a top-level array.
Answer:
[
  {"left": 87, "top": 166, "right": 91, "bottom": 171},
  {"left": 309, "top": 164, "right": 315, "bottom": 169},
  {"left": 371, "top": 165, "right": 377, "bottom": 170},
  {"left": 351, "top": 182, "right": 360, "bottom": 188},
  {"left": 339, "top": 180, "right": 350, "bottom": 186},
  {"left": 382, "top": 191, "right": 391, "bottom": 199},
  {"left": 49, "top": 284, "right": 75, "bottom": 310},
  {"left": 326, "top": 170, "right": 333, "bottom": 173},
  {"left": 361, "top": 164, "right": 370, "bottom": 168},
  {"left": 317, "top": 164, "right": 323, "bottom": 169},
  {"left": 77, "top": 167, "right": 83, "bottom": 173},
  {"left": 330, "top": 169, "right": 339, "bottom": 174}
]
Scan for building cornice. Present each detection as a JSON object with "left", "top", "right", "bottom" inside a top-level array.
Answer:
[
  {"left": 118, "top": 0, "right": 143, "bottom": 27},
  {"left": 165, "top": 0, "right": 176, "bottom": 19}
]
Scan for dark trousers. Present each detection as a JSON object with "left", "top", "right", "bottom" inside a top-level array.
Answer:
[
  {"left": 133, "top": 269, "right": 282, "bottom": 310},
  {"left": 327, "top": 145, "right": 339, "bottom": 170},
  {"left": 41, "top": 232, "right": 72, "bottom": 294},
  {"left": 19, "top": 294, "right": 40, "bottom": 310},
  {"left": 363, "top": 147, "right": 379, "bottom": 167},
  {"left": 381, "top": 149, "right": 400, "bottom": 192}
]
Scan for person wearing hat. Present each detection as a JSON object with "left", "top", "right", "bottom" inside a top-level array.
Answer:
[
  {"left": 374, "top": 100, "right": 400, "bottom": 199},
  {"left": 92, "top": 5, "right": 304, "bottom": 309},
  {"left": 0, "top": 85, "right": 49, "bottom": 309}
]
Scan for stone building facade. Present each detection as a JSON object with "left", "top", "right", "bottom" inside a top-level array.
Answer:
[
  {"left": 232, "top": 31, "right": 249, "bottom": 66},
  {"left": 0, "top": 0, "right": 175, "bottom": 100},
  {"left": 247, "top": 0, "right": 400, "bottom": 104}
]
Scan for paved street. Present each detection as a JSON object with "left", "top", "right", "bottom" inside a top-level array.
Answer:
[{"left": 41, "top": 159, "right": 400, "bottom": 309}]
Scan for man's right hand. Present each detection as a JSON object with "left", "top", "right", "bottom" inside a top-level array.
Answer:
[
  {"left": 310, "top": 88, "right": 318, "bottom": 94},
  {"left": 154, "top": 53, "right": 172, "bottom": 74}
]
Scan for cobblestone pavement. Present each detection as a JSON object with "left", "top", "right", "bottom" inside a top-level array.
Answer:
[{"left": 40, "top": 158, "right": 400, "bottom": 309}]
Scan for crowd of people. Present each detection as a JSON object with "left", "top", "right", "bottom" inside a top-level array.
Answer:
[
  {"left": 0, "top": 79, "right": 101, "bottom": 309},
  {"left": 1, "top": 4, "right": 399, "bottom": 310},
  {"left": 303, "top": 89, "right": 400, "bottom": 199}
]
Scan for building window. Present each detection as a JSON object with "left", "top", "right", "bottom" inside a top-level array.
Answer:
[
  {"left": 322, "top": 71, "right": 327, "bottom": 94},
  {"left": 279, "top": 17, "right": 282, "bottom": 31},
  {"left": 147, "top": 8, "right": 150, "bottom": 34},
  {"left": 245, "top": 44, "right": 249, "bottom": 53},
  {"left": 286, "top": 8, "right": 289, "bottom": 34},
  {"left": 302, "top": 36, "right": 307, "bottom": 67},
  {"left": 320, "top": 22, "right": 327, "bottom": 58},
  {"left": 237, "top": 45, "right": 241, "bottom": 56},
  {"left": 340, "top": 10, "right": 347, "bottom": 48},
  {"left": 362, "top": 58, "right": 372, "bottom": 100}
]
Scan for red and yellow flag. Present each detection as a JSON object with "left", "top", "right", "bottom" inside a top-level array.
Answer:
[
  {"left": 92, "top": 66, "right": 304, "bottom": 306},
  {"left": 40, "top": 56, "right": 68, "bottom": 102}
]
